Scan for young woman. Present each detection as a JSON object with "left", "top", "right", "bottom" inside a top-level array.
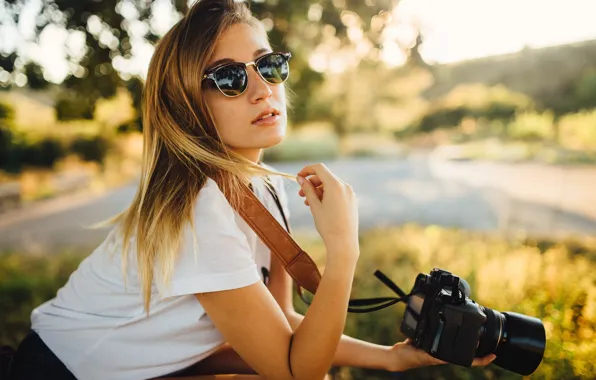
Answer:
[{"left": 9, "top": 0, "right": 496, "bottom": 379}]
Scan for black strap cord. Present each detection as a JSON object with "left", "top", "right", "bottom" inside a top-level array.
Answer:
[{"left": 262, "top": 176, "right": 410, "bottom": 313}]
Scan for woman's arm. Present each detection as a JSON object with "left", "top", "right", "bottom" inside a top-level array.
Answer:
[
  {"left": 267, "top": 244, "right": 390, "bottom": 370},
  {"left": 286, "top": 311, "right": 391, "bottom": 370}
]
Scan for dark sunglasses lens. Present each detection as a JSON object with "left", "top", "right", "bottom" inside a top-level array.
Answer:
[
  {"left": 257, "top": 54, "right": 289, "bottom": 84},
  {"left": 214, "top": 64, "right": 247, "bottom": 96}
]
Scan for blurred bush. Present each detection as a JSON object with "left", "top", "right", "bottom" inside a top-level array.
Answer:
[
  {"left": 1, "top": 135, "right": 89, "bottom": 173},
  {"left": 70, "top": 136, "right": 111, "bottom": 164},
  {"left": 19, "top": 138, "right": 67, "bottom": 168},
  {"left": 1, "top": 103, "right": 70, "bottom": 172},
  {"left": 409, "top": 85, "right": 535, "bottom": 135},
  {"left": 507, "top": 111, "right": 555, "bottom": 141},
  {"left": 559, "top": 110, "right": 596, "bottom": 151},
  {"left": 569, "top": 69, "right": 596, "bottom": 113},
  {"left": 415, "top": 106, "right": 471, "bottom": 132},
  {"left": 0, "top": 101, "right": 15, "bottom": 171},
  {"left": 0, "top": 101, "right": 12, "bottom": 119},
  {"left": 116, "top": 120, "right": 142, "bottom": 134},
  {"left": 294, "top": 225, "right": 596, "bottom": 380},
  {"left": 55, "top": 94, "right": 94, "bottom": 121},
  {"left": 1, "top": 99, "right": 111, "bottom": 172}
]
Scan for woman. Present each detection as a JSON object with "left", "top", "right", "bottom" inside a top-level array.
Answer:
[{"left": 9, "top": 0, "right": 496, "bottom": 379}]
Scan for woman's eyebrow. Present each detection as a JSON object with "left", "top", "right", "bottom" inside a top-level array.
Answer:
[
  {"left": 206, "top": 58, "right": 235, "bottom": 71},
  {"left": 253, "top": 47, "right": 272, "bottom": 57},
  {"left": 206, "top": 48, "right": 273, "bottom": 71}
]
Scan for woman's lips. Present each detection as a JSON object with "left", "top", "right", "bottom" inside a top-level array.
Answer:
[{"left": 252, "top": 114, "right": 280, "bottom": 126}]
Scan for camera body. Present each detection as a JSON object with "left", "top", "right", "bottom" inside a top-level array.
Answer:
[{"left": 400, "top": 268, "right": 487, "bottom": 366}]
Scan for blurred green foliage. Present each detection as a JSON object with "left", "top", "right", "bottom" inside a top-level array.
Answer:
[
  {"left": 401, "top": 80, "right": 596, "bottom": 160},
  {"left": 263, "top": 133, "right": 340, "bottom": 162},
  {"left": 0, "top": 137, "right": 108, "bottom": 172},
  {"left": 559, "top": 110, "right": 596, "bottom": 151},
  {"left": 507, "top": 111, "right": 555, "bottom": 142},
  {"left": 70, "top": 136, "right": 111, "bottom": 163},
  {"left": 294, "top": 225, "right": 596, "bottom": 380},
  {"left": 573, "top": 69, "right": 596, "bottom": 112},
  {"left": 0, "top": 102, "right": 111, "bottom": 172},
  {"left": 407, "top": 85, "right": 535, "bottom": 134},
  {"left": 0, "top": 251, "right": 83, "bottom": 347},
  {"left": 55, "top": 94, "right": 95, "bottom": 121},
  {"left": 0, "top": 101, "right": 15, "bottom": 170},
  {"left": 0, "top": 103, "right": 67, "bottom": 172}
]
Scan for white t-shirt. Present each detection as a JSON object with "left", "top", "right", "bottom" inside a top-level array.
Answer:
[{"left": 31, "top": 172, "right": 291, "bottom": 380}]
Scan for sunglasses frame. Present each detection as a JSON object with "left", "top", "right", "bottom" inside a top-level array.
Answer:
[{"left": 202, "top": 51, "right": 292, "bottom": 97}]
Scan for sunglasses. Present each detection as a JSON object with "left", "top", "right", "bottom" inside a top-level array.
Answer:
[{"left": 202, "top": 52, "right": 292, "bottom": 97}]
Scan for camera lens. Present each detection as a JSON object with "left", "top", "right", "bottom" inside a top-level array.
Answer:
[{"left": 476, "top": 308, "right": 546, "bottom": 375}]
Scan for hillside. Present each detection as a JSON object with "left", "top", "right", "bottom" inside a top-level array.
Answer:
[{"left": 424, "top": 39, "right": 596, "bottom": 110}]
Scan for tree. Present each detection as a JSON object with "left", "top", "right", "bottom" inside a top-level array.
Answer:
[{"left": 1, "top": 0, "right": 188, "bottom": 121}]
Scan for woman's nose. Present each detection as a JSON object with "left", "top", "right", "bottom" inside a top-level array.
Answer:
[{"left": 247, "top": 66, "right": 273, "bottom": 103}]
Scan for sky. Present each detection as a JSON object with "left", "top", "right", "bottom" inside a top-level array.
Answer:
[
  {"left": 397, "top": 0, "right": 596, "bottom": 64},
  {"left": 1, "top": 0, "right": 596, "bottom": 84}
]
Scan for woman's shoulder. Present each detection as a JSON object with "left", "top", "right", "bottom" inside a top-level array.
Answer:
[
  {"left": 199, "top": 177, "right": 222, "bottom": 196},
  {"left": 193, "top": 177, "right": 235, "bottom": 221}
]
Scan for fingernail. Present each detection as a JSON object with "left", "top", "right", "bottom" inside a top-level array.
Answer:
[
  {"left": 297, "top": 176, "right": 304, "bottom": 185},
  {"left": 490, "top": 354, "right": 497, "bottom": 362}
]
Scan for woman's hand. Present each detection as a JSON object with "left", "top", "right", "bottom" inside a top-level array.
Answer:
[
  {"left": 296, "top": 163, "right": 359, "bottom": 262},
  {"left": 385, "top": 339, "right": 497, "bottom": 372}
]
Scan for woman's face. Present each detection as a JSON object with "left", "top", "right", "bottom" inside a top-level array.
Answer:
[{"left": 204, "top": 23, "right": 287, "bottom": 163}]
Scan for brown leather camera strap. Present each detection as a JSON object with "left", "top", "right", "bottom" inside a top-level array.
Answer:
[{"left": 231, "top": 181, "right": 322, "bottom": 294}]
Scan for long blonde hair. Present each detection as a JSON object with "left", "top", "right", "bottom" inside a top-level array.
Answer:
[{"left": 109, "top": 0, "right": 293, "bottom": 312}]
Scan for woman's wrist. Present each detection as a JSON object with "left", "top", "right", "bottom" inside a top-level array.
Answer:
[
  {"left": 384, "top": 343, "right": 404, "bottom": 372},
  {"left": 379, "top": 344, "right": 398, "bottom": 372},
  {"left": 324, "top": 241, "right": 359, "bottom": 268},
  {"left": 385, "top": 340, "right": 449, "bottom": 372}
]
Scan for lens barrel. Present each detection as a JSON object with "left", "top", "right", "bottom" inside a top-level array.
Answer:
[{"left": 477, "top": 308, "right": 546, "bottom": 375}]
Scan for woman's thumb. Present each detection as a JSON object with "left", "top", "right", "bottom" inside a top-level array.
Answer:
[{"left": 297, "top": 176, "right": 320, "bottom": 207}]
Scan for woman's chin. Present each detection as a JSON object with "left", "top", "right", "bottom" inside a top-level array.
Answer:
[
  {"left": 229, "top": 134, "right": 285, "bottom": 153},
  {"left": 264, "top": 133, "right": 285, "bottom": 148},
  {"left": 256, "top": 127, "right": 286, "bottom": 148}
]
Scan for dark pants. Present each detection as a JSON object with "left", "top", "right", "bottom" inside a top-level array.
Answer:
[{"left": 8, "top": 330, "right": 77, "bottom": 380}]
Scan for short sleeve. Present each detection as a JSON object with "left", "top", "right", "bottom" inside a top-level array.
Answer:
[{"left": 159, "top": 179, "right": 260, "bottom": 298}]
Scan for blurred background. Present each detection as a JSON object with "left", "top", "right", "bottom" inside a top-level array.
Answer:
[{"left": 1, "top": 0, "right": 595, "bottom": 379}]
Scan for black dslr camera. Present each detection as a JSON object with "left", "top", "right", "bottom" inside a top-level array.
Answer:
[{"left": 400, "top": 268, "right": 546, "bottom": 375}]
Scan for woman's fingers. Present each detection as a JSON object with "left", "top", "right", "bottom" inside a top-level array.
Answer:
[
  {"left": 298, "top": 175, "right": 324, "bottom": 204},
  {"left": 296, "top": 163, "right": 339, "bottom": 185},
  {"left": 303, "top": 186, "right": 323, "bottom": 206},
  {"left": 301, "top": 186, "right": 323, "bottom": 205},
  {"left": 298, "top": 175, "right": 322, "bottom": 197},
  {"left": 295, "top": 162, "right": 359, "bottom": 253},
  {"left": 299, "top": 184, "right": 323, "bottom": 198}
]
